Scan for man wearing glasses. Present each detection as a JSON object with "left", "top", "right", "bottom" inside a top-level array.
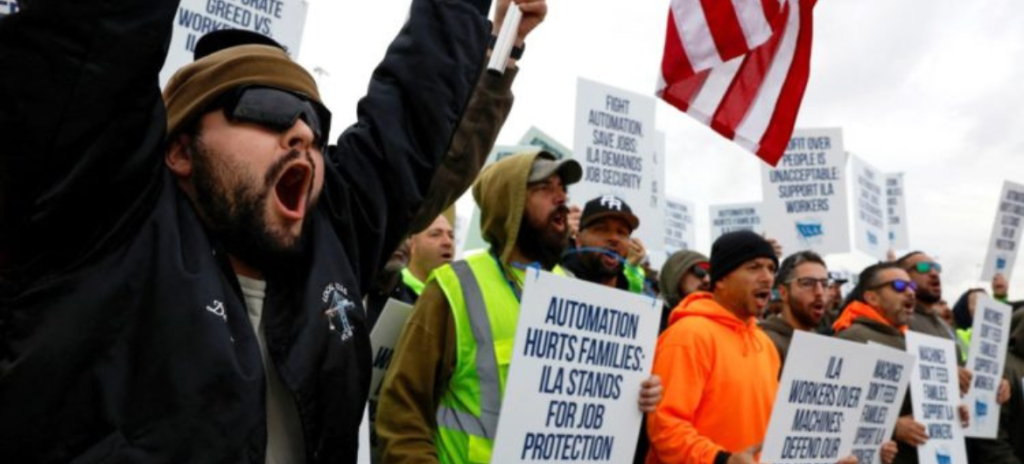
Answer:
[
  {"left": 832, "top": 262, "right": 917, "bottom": 464},
  {"left": 760, "top": 250, "right": 831, "bottom": 370},
  {"left": 0, "top": 0, "right": 545, "bottom": 461},
  {"left": 896, "top": 252, "right": 1014, "bottom": 463}
]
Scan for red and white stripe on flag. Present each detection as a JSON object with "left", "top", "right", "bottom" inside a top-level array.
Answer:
[{"left": 657, "top": 0, "right": 817, "bottom": 166}]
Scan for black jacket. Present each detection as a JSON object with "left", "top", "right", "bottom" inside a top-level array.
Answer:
[{"left": 0, "top": 0, "right": 488, "bottom": 462}]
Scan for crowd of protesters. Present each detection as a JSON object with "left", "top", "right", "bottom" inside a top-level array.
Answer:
[{"left": 2, "top": 1, "right": 1023, "bottom": 464}]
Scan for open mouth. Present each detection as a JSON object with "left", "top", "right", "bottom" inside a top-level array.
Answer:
[
  {"left": 440, "top": 251, "right": 454, "bottom": 261},
  {"left": 753, "top": 290, "right": 771, "bottom": 307},
  {"left": 810, "top": 302, "right": 825, "bottom": 317},
  {"left": 550, "top": 210, "right": 567, "bottom": 233},
  {"left": 274, "top": 163, "right": 312, "bottom": 221}
]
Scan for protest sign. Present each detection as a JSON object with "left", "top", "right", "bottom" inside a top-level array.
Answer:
[
  {"left": 886, "top": 173, "right": 910, "bottom": 250},
  {"left": 853, "top": 343, "right": 916, "bottom": 464},
  {"left": 762, "top": 332, "right": 874, "bottom": 464},
  {"left": 365, "top": 299, "right": 414, "bottom": 464},
  {"left": 963, "top": 296, "right": 1012, "bottom": 438},
  {"left": 572, "top": 78, "right": 663, "bottom": 270},
  {"left": 159, "top": 0, "right": 309, "bottom": 85},
  {"left": 981, "top": 180, "right": 1024, "bottom": 282},
  {"left": 850, "top": 155, "right": 889, "bottom": 261},
  {"left": 368, "top": 299, "right": 415, "bottom": 402},
  {"left": 664, "top": 197, "right": 697, "bottom": 258},
  {"left": 648, "top": 131, "right": 667, "bottom": 268},
  {"left": 761, "top": 128, "right": 850, "bottom": 256},
  {"left": 709, "top": 202, "right": 764, "bottom": 242},
  {"left": 520, "top": 126, "right": 573, "bottom": 161},
  {"left": 491, "top": 269, "right": 660, "bottom": 463},
  {"left": 0, "top": 0, "right": 18, "bottom": 17},
  {"left": 905, "top": 332, "right": 967, "bottom": 464}
]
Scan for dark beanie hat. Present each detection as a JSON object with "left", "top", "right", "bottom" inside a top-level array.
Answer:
[{"left": 710, "top": 230, "right": 779, "bottom": 286}]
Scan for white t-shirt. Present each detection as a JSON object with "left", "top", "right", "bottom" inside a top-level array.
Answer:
[{"left": 238, "top": 275, "right": 306, "bottom": 464}]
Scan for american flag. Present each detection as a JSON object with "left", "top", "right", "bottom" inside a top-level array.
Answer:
[{"left": 657, "top": 0, "right": 817, "bottom": 166}]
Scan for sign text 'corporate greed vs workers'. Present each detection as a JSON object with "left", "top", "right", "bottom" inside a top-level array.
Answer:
[
  {"left": 491, "top": 270, "right": 659, "bottom": 463},
  {"left": 761, "top": 128, "right": 850, "bottom": 256},
  {"left": 160, "top": 0, "right": 308, "bottom": 85},
  {"left": 0, "top": 0, "right": 18, "bottom": 18}
]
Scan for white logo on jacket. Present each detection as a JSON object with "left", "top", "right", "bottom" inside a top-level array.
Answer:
[
  {"left": 322, "top": 282, "right": 355, "bottom": 341},
  {"left": 205, "top": 299, "right": 226, "bottom": 322}
]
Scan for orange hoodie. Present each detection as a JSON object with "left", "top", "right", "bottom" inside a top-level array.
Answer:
[
  {"left": 647, "top": 292, "right": 781, "bottom": 464},
  {"left": 832, "top": 300, "right": 907, "bottom": 334}
]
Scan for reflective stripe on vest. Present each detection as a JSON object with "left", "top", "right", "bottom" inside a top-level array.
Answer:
[
  {"left": 432, "top": 254, "right": 567, "bottom": 463},
  {"left": 436, "top": 260, "right": 501, "bottom": 439}
]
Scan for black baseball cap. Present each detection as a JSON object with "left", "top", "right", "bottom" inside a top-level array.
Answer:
[{"left": 580, "top": 195, "right": 640, "bottom": 231}]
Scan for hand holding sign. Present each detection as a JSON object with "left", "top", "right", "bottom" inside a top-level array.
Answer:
[
  {"left": 493, "top": 0, "right": 546, "bottom": 46},
  {"left": 637, "top": 375, "right": 662, "bottom": 412},
  {"left": 894, "top": 416, "right": 928, "bottom": 446},
  {"left": 726, "top": 445, "right": 761, "bottom": 464}
]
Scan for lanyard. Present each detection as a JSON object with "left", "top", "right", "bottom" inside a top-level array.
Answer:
[{"left": 489, "top": 249, "right": 541, "bottom": 303}]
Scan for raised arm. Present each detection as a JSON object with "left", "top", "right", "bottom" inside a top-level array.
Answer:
[{"left": 0, "top": 0, "right": 179, "bottom": 279}]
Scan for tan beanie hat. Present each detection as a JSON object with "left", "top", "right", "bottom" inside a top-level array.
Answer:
[{"left": 162, "top": 44, "right": 321, "bottom": 138}]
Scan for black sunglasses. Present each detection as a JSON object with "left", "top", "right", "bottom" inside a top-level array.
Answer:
[
  {"left": 215, "top": 85, "right": 332, "bottom": 152},
  {"left": 870, "top": 279, "right": 918, "bottom": 293},
  {"left": 690, "top": 262, "right": 710, "bottom": 279}
]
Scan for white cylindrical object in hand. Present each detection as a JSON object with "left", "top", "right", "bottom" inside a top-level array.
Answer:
[{"left": 487, "top": 4, "right": 522, "bottom": 75}]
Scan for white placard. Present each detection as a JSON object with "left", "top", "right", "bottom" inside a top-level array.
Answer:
[
  {"left": 572, "top": 78, "right": 662, "bottom": 270},
  {"left": 709, "top": 202, "right": 765, "bottom": 242},
  {"left": 368, "top": 299, "right": 415, "bottom": 402},
  {"left": 761, "top": 128, "right": 850, "bottom": 256},
  {"left": 648, "top": 131, "right": 667, "bottom": 268},
  {"left": 366, "top": 298, "right": 414, "bottom": 464},
  {"left": 905, "top": 332, "right": 968, "bottom": 464},
  {"left": 491, "top": 270, "right": 660, "bottom": 463},
  {"left": 981, "top": 180, "right": 1024, "bottom": 282},
  {"left": 0, "top": 0, "right": 18, "bottom": 17},
  {"left": 853, "top": 343, "right": 916, "bottom": 464},
  {"left": 963, "top": 296, "right": 1012, "bottom": 438},
  {"left": 664, "top": 197, "right": 697, "bottom": 258},
  {"left": 159, "top": 0, "right": 310, "bottom": 86},
  {"left": 520, "top": 126, "right": 573, "bottom": 161},
  {"left": 762, "top": 332, "right": 875, "bottom": 464},
  {"left": 850, "top": 155, "right": 889, "bottom": 261},
  {"left": 886, "top": 173, "right": 910, "bottom": 250}
]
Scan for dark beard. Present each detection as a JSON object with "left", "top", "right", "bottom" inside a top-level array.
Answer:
[
  {"left": 516, "top": 206, "right": 569, "bottom": 270},
  {"left": 580, "top": 249, "right": 623, "bottom": 279},
  {"left": 789, "top": 296, "right": 820, "bottom": 329},
  {"left": 916, "top": 288, "right": 941, "bottom": 305},
  {"left": 189, "top": 139, "right": 312, "bottom": 273}
]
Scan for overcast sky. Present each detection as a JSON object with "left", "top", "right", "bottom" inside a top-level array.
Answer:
[{"left": 298, "top": 0, "right": 1024, "bottom": 302}]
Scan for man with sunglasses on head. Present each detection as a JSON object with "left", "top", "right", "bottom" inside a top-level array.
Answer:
[
  {"left": 760, "top": 250, "right": 830, "bottom": 371},
  {"left": 0, "top": 0, "right": 547, "bottom": 461}
]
